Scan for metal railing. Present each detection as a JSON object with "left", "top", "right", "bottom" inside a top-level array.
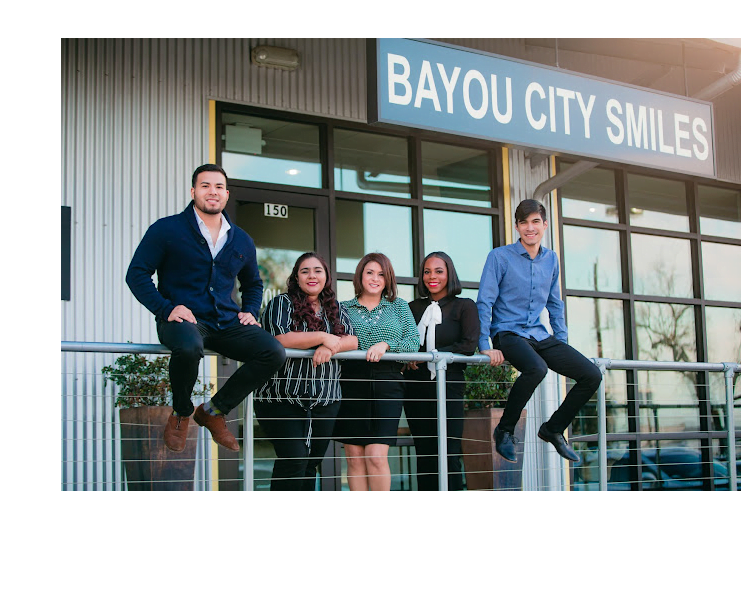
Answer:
[{"left": 61, "top": 341, "right": 740, "bottom": 491}]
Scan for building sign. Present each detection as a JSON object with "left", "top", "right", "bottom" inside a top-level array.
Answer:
[
  {"left": 368, "top": 38, "right": 716, "bottom": 178},
  {"left": 264, "top": 203, "right": 288, "bottom": 218}
]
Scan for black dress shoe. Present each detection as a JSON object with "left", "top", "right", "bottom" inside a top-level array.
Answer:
[
  {"left": 537, "top": 423, "right": 580, "bottom": 462},
  {"left": 493, "top": 426, "right": 518, "bottom": 463}
]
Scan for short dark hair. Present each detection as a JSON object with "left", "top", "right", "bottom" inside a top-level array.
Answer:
[
  {"left": 352, "top": 253, "right": 398, "bottom": 301},
  {"left": 514, "top": 199, "right": 547, "bottom": 224},
  {"left": 192, "top": 164, "right": 228, "bottom": 188},
  {"left": 417, "top": 251, "right": 462, "bottom": 298}
]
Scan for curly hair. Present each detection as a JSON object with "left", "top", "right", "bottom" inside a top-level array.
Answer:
[{"left": 286, "top": 252, "right": 347, "bottom": 336}]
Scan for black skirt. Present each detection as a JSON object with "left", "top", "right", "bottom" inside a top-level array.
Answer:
[{"left": 333, "top": 360, "right": 405, "bottom": 447}]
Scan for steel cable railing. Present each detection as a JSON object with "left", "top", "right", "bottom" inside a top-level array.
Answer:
[{"left": 61, "top": 342, "right": 740, "bottom": 491}]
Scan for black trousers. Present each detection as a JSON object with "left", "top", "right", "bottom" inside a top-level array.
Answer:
[
  {"left": 157, "top": 319, "right": 286, "bottom": 416},
  {"left": 254, "top": 399, "right": 340, "bottom": 491},
  {"left": 494, "top": 332, "right": 602, "bottom": 434},
  {"left": 403, "top": 368, "right": 465, "bottom": 491}
]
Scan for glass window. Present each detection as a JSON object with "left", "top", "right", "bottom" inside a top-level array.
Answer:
[
  {"left": 705, "top": 306, "right": 741, "bottom": 429},
  {"left": 221, "top": 113, "right": 321, "bottom": 188},
  {"left": 563, "top": 226, "right": 622, "bottom": 292},
  {"left": 335, "top": 200, "right": 413, "bottom": 276},
  {"left": 701, "top": 242, "right": 741, "bottom": 302},
  {"left": 423, "top": 209, "right": 493, "bottom": 283},
  {"left": 559, "top": 164, "right": 618, "bottom": 223},
  {"left": 631, "top": 234, "right": 693, "bottom": 298},
  {"left": 421, "top": 141, "right": 491, "bottom": 207},
  {"left": 627, "top": 173, "right": 689, "bottom": 232},
  {"left": 641, "top": 440, "right": 722, "bottom": 490},
  {"left": 334, "top": 129, "right": 410, "bottom": 198},
  {"left": 567, "top": 297, "right": 629, "bottom": 440},
  {"left": 698, "top": 185, "right": 741, "bottom": 239},
  {"left": 572, "top": 440, "right": 632, "bottom": 491},
  {"left": 566, "top": 297, "right": 625, "bottom": 359},
  {"left": 635, "top": 301, "right": 699, "bottom": 433}
]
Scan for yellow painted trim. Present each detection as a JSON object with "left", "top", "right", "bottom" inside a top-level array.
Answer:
[
  {"left": 207, "top": 99, "right": 220, "bottom": 490},
  {"left": 208, "top": 100, "right": 217, "bottom": 164},
  {"left": 502, "top": 147, "right": 512, "bottom": 245},
  {"left": 209, "top": 355, "right": 220, "bottom": 491}
]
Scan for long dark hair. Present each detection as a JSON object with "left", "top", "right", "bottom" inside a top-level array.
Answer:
[
  {"left": 416, "top": 251, "right": 462, "bottom": 298},
  {"left": 286, "top": 252, "right": 346, "bottom": 335}
]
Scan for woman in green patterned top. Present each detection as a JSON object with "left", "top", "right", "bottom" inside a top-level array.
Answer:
[{"left": 333, "top": 252, "right": 420, "bottom": 491}]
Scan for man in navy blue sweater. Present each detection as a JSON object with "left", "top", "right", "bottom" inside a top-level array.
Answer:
[{"left": 126, "top": 164, "right": 285, "bottom": 452}]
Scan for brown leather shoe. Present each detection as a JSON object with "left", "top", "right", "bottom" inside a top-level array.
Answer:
[
  {"left": 194, "top": 404, "right": 240, "bottom": 451},
  {"left": 164, "top": 414, "right": 190, "bottom": 452}
]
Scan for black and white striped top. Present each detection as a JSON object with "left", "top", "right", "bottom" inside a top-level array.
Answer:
[{"left": 255, "top": 293, "right": 355, "bottom": 408}]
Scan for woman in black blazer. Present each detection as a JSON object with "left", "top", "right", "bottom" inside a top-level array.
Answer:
[{"left": 403, "top": 252, "right": 478, "bottom": 490}]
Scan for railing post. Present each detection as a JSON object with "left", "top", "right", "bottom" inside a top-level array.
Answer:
[
  {"left": 594, "top": 359, "right": 609, "bottom": 492},
  {"left": 243, "top": 394, "right": 255, "bottom": 491},
  {"left": 435, "top": 353, "right": 449, "bottom": 492},
  {"left": 724, "top": 363, "right": 737, "bottom": 492}
]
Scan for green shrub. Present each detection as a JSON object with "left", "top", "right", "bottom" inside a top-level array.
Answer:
[
  {"left": 463, "top": 361, "right": 517, "bottom": 410},
  {"left": 102, "top": 353, "right": 213, "bottom": 409}
]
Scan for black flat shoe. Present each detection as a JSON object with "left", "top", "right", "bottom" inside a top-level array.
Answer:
[
  {"left": 493, "top": 426, "right": 518, "bottom": 463},
  {"left": 538, "top": 423, "right": 580, "bottom": 462}
]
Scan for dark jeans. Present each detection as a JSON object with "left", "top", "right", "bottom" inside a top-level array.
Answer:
[
  {"left": 494, "top": 332, "right": 602, "bottom": 434},
  {"left": 157, "top": 319, "right": 286, "bottom": 416},
  {"left": 403, "top": 368, "right": 465, "bottom": 491},
  {"left": 254, "top": 399, "right": 340, "bottom": 491}
]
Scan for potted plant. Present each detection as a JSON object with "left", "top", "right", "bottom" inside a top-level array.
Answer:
[
  {"left": 461, "top": 360, "right": 526, "bottom": 491},
  {"left": 102, "top": 353, "right": 213, "bottom": 491}
]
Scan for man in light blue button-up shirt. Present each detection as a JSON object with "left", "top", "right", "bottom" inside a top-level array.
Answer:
[{"left": 477, "top": 199, "right": 602, "bottom": 464}]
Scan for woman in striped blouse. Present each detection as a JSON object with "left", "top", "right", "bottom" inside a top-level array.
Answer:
[
  {"left": 256, "top": 252, "right": 357, "bottom": 491},
  {"left": 333, "top": 252, "right": 420, "bottom": 491}
]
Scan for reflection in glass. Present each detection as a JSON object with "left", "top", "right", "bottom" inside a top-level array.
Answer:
[
  {"left": 640, "top": 439, "right": 727, "bottom": 490},
  {"left": 336, "top": 200, "right": 413, "bottom": 276},
  {"left": 563, "top": 226, "right": 622, "bottom": 292},
  {"left": 627, "top": 173, "right": 688, "bottom": 231},
  {"left": 706, "top": 307, "right": 741, "bottom": 429},
  {"left": 567, "top": 297, "right": 628, "bottom": 440},
  {"left": 334, "top": 129, "right": 410, "bottom": 198},
  {"left": 236, "top": 203, "right": 315, "bottom": 314},
  {"left": 635, "top": 301, "right": 698, "bottom": 433},
  {"left": 221, "top": 113, "right": 321, "bottom": 188},
  {"left": 423, "top": 209, "right": 493, "bottom": 282},
  {"left": 631, "top": 234, "right": 693, "bottom": 298},
  {"left": 701, "top": 242, "right": 741, "bottom": 302},
  {"left": 698, "top": 185, "right": 741, "bottom": 239},
  {"left": 566, "top": 297, "right": 625, "bottom": 359},
  {"left": 559, "top": 163, "right": 618, "bottom": 223},
  {"left": 421, "top": 141, "right": 491, "bottom": 207},
  {"left": 572, "top": 440, "right": 632, "bottom": 490}
]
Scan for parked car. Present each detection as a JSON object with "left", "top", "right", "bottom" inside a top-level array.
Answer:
[{"left": 573, "top": 447, "right": 732, "bottom": 491}]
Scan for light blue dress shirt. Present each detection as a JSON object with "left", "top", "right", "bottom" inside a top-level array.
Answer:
[{"left": 476, "top": 240, "right": 567, "bottom": 352}]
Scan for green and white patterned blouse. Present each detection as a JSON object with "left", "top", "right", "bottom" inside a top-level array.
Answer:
[{"left": 341, "top": 296, "right": 421, "bottom": 353}]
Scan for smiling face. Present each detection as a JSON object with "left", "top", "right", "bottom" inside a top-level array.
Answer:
[
  {"left": 515, "top": 211, "right": 548, "bottom": 250},
  {"left": 361, "top": 261, "right": 386, "bottom": 298},
  {"left": 423, "top": 256, "right": 448, "bottom": 300},
  {"left": 296, "top": 257, "right": 327, "bottom": 298},
  {"left": 191, "top": 171, "right": 229, "bottom": 217}
]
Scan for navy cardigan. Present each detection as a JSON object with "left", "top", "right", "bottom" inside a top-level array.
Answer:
[{"left": 126, "top": 201, "right": 262, "bottom": 329}]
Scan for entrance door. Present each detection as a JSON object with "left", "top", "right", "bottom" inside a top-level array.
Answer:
[
  {"left": 223, "top": 185, "right": 339, "bottom": 491},
  {"left": 227, "top": 186, "right": 330, "bottom": 314}
]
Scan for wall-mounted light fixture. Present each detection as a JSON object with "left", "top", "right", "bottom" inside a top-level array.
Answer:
[{"left": 251, "top": 45, "right": 300, "bottom": 71}]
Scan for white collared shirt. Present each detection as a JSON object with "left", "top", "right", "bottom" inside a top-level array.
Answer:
[{"left": 194, "top": 208, "right": 231, "bottom": 258}]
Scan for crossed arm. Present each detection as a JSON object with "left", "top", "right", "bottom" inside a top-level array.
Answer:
[{"left": 273, "top": 331, "right": 358, "bottom": 367}]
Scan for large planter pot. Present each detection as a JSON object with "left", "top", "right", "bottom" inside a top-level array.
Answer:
[
  {"left": 119, "top": 406, "right": 198, "bottom": 491},
  {"left": 461, "top": 408, "right": 527, "bottom": 491}
]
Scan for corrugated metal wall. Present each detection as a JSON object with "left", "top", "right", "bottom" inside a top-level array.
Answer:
[{"left": 60, "top": 37, "right": 370, "bottom": 490}]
